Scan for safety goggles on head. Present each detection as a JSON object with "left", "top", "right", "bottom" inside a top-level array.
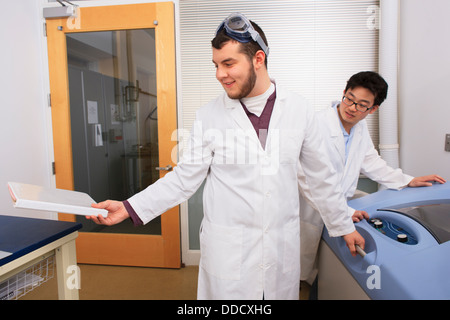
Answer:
[{"left": 216, "top": 13, "right": 270, "bottom": 56}]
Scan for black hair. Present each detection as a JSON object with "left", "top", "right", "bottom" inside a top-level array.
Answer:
[
  {"left": 345, "top": 71, "right": 388, "bottom": 106},
  {"left": 211, "top": 20, "right": 269, "bottom": 68}
]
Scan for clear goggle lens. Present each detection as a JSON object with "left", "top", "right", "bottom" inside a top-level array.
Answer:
[{"left": 216, "top": 13, "right": 270, "bottom": 56}]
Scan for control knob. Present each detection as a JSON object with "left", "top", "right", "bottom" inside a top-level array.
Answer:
[
  {"left": 373, "top": 220, "right": 383, "bottom": 229},
  {"left": 397, "top": 234, "right": 408, "bottom": 243}
]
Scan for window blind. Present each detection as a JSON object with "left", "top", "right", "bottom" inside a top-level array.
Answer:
[{"left": 179, "top": 0, "right": 380, "bottom": 143}]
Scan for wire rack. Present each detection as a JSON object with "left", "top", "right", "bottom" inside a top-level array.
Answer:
[{"left": 0, "top": 255, "right": 55, "bottom": 300}]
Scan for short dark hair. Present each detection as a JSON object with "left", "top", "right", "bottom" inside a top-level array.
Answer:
[
  {"left": 345, "top": 71, "right": 388, "bottom": 106},
  {"left": 211, "top": 21, "right": 269, "bottom": 68}
]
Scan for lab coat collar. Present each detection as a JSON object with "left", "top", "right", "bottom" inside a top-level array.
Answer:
[
  {"left": 329, "top": 101, "right": 342, "bottom": 138},
  {"left": 225, "top": 79, "right": 285, "bottom": 151},
  {"left": 327, "top": 102, "right": 364, "bottom": 165},
  {"left": 224, "top": 79, "right": 286, "bottom": 130},
  {"left": 223, "top": 79, "right": 284, "bottom": 109},
  {"left": 329, "top": 101, "right": 364, "bottom": 136},
  {"left": 327, "top": 103, "right": 346, "bottom": 164}
]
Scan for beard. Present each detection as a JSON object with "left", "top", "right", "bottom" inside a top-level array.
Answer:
[{"left": 226, "top": 64, "right": 257, "bottom": 100}]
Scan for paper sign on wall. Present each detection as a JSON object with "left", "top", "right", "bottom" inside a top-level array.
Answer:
[{"left": 87, "top": 100, "right": 98, "bottom": 124}]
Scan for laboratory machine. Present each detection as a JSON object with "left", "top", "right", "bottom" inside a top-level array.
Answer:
[{"left": 318, "top": 182, "right": 450, "bottom": 300}]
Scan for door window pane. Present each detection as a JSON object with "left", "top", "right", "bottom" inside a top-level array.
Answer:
[{"left": 66, "top": 29, "right": 161, "bottom": 234}]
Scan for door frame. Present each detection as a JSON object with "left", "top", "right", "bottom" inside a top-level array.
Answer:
[{"left": 46, "top": 2, "right": 180, "bottom": 268}]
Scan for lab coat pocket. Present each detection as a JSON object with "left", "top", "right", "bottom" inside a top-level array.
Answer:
[
  {"left": 279, "top": 131, "right": 302, "bottom": 164},
  {"left": 200, "top": 220, "right": 243, "bottom": 280},
  {"left": 283, "top": 219, "right": 300, "bottom": 273}
]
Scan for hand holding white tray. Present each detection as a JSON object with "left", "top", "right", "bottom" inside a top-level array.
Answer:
[{"left": 8, "top": 182, "right": 107, "bottom": 217}]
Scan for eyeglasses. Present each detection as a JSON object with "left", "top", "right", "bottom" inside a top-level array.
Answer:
[
  {"left": 216, "top": 13, "right": 270, "bottom": 56},
  {"left": 342, "top": 96, "right": 374, "bottom": 113}
]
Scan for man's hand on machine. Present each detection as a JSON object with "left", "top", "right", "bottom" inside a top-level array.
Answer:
[
  {"left": 352, "top": 210, "right": 369, "bottom": 222},
  {"left": 343, "top": 230, "right": 366, "bottom": 257}
]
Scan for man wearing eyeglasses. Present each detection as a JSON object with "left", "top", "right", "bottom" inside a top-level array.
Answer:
[
  {"left": 88, "top": 13, "right": 366, "bottom": 300},
  {"left": 300, "top": 71, "right": 446, "bottom": 285}
]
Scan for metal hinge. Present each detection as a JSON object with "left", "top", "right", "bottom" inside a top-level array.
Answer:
[
  {"left": 52, "top": 162, "right": 56, "bottom": 175},
  {"left": 44, "top": 22, "right": 47, "bottom": 37},
  {"left": 48, "top": 93, "right": 52, "bottom": 107}
]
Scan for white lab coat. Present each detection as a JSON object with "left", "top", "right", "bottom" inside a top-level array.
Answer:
[
  {"left": 128, "top": 85, "right": 355, "bottom": 300},
  {"left": 299, "top": 103, "right": 414, "bottom": 284}
]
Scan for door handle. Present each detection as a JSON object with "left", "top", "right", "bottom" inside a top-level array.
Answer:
[{"left": 155, "top": 165, "right": 173, "bottom": 172}]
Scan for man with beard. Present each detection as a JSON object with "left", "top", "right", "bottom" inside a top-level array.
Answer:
[{"left": 88, "top": 13, "right": 364, "bottom": 300}]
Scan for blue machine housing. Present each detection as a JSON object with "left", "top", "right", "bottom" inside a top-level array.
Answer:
[{"left": 322, "top": 183, "right": 450, "bottom": 300}]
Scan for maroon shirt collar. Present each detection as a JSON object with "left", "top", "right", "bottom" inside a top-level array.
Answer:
[{"left": 240, "top": 87, "right": 277, "bottom": 149}]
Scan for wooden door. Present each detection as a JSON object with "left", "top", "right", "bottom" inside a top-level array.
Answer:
[{"left": 46, "top": 2, "right": 180, "bottom": 268}]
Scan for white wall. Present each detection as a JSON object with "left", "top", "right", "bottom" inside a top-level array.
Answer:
[
  {"left": 399, "top": 0, "right": 450, "bottom": 179},
  {"left": 0, "top": 1, "right": 55, "bottom": 219}
]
